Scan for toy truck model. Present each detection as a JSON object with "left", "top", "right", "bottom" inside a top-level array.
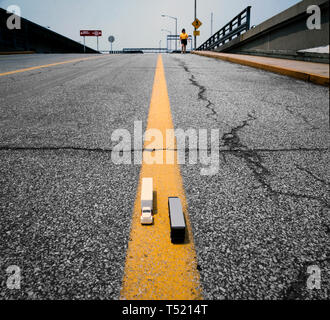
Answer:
[
  {"left": 141, "top": 178, "right": 153, "bottom": 225},
  {"left": 168, "top": 197, "right": 186, "bottom": 243}
]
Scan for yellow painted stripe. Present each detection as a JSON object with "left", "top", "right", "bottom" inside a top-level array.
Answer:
[
  {"left": 0, "top": 55, "right": 104, "bottom": 77},
  {"left": 120, "top": 55, "right": 203, "bottom": 300},
  {"left": 0, "top": 51, "right": 35, "bottom": 55}
]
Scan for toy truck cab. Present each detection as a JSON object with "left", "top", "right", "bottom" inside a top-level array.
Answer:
[
  {"left": 141, "top": 208, "right": 153, "bottom": 225},
  {"left": 141, "top": 178, "right": 153, "bottom": 225}
]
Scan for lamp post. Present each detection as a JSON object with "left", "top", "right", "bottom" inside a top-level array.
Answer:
[
  {"left": 194, "top": 0, "right": 197, "bottom": 50},
  {"left": 161, "top": 14, "right": 178, "bottom": 52},
  {"left": 211, "top": 12, "right": 214, "bottom": 37},
  {"left": 161, "top": 29, "right": 172, "bottom": 52}
]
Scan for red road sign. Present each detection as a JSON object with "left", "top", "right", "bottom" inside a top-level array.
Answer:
[{"left": 80, "top": 30, "right": 102, "bottom": 37}]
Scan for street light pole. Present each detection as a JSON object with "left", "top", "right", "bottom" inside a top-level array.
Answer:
[
  {"left": 161, "top": 15, "right": 178, "bottom": 52},
  {"left": 211, "top": 12, "right": 214, "bottom": 37},
  {"left": 175, "top": 17, "right": 178, "bottom": 52},
  {"left": 194, "top": 0, "right": 197, "bottom": 50}
]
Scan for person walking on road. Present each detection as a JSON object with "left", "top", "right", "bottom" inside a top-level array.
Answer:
[{"left": 180, "top": 29, "right": 189, "bottom": 54}]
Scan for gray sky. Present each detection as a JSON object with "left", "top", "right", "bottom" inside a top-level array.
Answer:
[{"left": 0, "top": 0, "right": 301, "bottom": 51}]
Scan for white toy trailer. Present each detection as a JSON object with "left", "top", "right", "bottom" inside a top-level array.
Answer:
[{"left": 141, "top": 178, "right": 153, "bottom": 225}]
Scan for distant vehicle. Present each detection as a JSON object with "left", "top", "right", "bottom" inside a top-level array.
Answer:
[
  {"left": 141, "top": 178, "right": 153, "bottom": 225},
  {"left": 168, "top": 197, "right": 186, "bottom": 243}
]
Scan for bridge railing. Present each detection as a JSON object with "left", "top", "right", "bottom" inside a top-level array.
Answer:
[
  {"left": 197, "top": 6, "right": 251, "bottom": 51},
  {"left": 123, "top": 48, "right": 168, "bottom": 53}
]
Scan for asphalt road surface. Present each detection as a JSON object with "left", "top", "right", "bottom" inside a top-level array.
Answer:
[{"left": 0, "top": 53, "right": 329, "bottom": 300}]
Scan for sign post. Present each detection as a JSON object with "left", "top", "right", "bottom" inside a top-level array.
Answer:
[
  {"left": 194, "top": 0, "right": 196, "bottom": 50},
  {"left": 80, "top": 30, "right": 102, "bottom": 52},
  {"left": 192, "top": 17, "right": 202, "bottom": 50},
  {"left": 108, "top": 36, "right": 115, "bottom": 52}
]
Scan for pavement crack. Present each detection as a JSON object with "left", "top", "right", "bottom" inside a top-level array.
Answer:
[
  {"left": 222, "top": 114, "right": 273, "bottom": 189},
  {"left": 222, "top": 113, "right": 257, "bottom": 150},
  {"left": 0, "top": 146, "right": 117, "bottom": 153},
  {"left": 295, "top": 165, "right": 330, "bottom": 186},
  {"left": 189, "top": 74, "right": 218, "bottom": 120},
  {"left": 175, "top": 58, "right": 220, "bottom": 122},
  {"left": 285, "top": 105, "right": 318, "bottom": 130},
  {"left": 221, "top": 115, "right": 330, "bottom": 209},
  {"left": 1, "top": 146, "right": 328, "bottom": 153},
  {"left": 326, "top": 225, "right": 330, "bottom": 235},
  {"left": 274, "top": 189, "right": 330, "bottom": 209},
  {"left": 259, "top": 98, "right": 322, "bottom": 130}
]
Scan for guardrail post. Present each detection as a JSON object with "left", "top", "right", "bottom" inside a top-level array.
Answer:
[
  {"left": 246, "top": 6, "right": 251, "bottom": 31},
  {"left": 237, "top": 15, "right": 242, "bottom": 36},
  {"left": 229, "top": 21, "right": 233, "bottom": 41}
]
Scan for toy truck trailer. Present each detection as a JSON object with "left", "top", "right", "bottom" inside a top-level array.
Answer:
[
  {"left": 168, "top": 197, "right": 186, "bottom": 243},
  {"left": 141, "top": 178, "right": 153, "bottom": 225}
]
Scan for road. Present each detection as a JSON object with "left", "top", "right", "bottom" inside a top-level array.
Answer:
[{"left": 0, "top": 53, "right": 329, "bottom": 300}]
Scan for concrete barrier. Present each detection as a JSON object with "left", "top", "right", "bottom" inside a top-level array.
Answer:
[
  {"left": 0, "top": 8, "right": 99, "bottom": 54},
  {"left": 214, "top": 0, "right": 329, "bottom": 63}
]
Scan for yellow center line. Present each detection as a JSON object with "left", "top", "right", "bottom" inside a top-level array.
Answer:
[
  {"left": 120, "top": 55, "right": 203, "bottom": 300},
  {"left": 0, "top": 55, "right": 105, "bottom": 77}
]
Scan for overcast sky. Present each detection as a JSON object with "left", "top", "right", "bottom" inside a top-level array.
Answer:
[{"left": 0, "top": 0, "right": 301, "bottom": 51}]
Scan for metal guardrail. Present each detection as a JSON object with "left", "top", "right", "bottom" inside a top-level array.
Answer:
[
  {"left": 123, "top": 48, "right": 168, "bottom": 53},
  {"left": 103, "top": 49, "right": 173, "bottom": 54},
  {"left": 99, "top": 50, "right": 143, "bottom": 54},
  {"left": 108, "top": 51, "right": 125, "bottom": 54},
  {"left": 197, "top": 6, "right": 251, "bottom": 51}
]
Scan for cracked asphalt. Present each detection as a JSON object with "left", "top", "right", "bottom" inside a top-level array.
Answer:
[
  {"left": 163, "top": 54, "right": 329, "bottom": 300},
  {"left": 0, "top": 53, "right": 329, "bottom": 300},
  {"left": 0, "top": 54, "right": 156, "bottom": 299}
]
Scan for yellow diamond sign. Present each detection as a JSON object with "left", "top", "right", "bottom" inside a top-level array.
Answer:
[{"left": 192, "top": 18, "right": 202, "bottom": 29}]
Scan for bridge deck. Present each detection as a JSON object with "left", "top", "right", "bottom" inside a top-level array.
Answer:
[{"left": 0, "top": 53, "right": 329, "bottom": 300}]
